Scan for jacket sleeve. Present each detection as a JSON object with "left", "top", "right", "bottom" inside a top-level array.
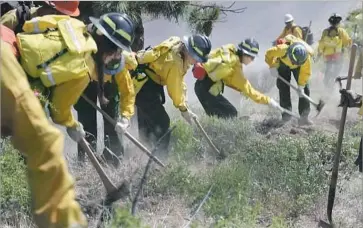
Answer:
[
  {"left": 165, "top": 63, "right": 188, "bottom": 111},
  {"left": 318, "top": 30, "right": 327, "bottom": 54},
  {"left": 297, "top": 56, "right": 312, "bottom": 86},
  {"left": 50, "top": 75, "right": 90, "bottom": 128},
  {"left": 123, "top": 51, "right": 138, "bottom": 70},
  {"left": 340, "top": 28, "right": 352, "bottom": 48},
  {"left": 293, "top": 27, "right": 303, "bottom": 39},
  {"left": 265, "top": 45, "right": 287, "bottom": 67},
  {"left": 115, "top": 70, "right": 136, "bottom": 119},
  {"left": 0, "top": 9, "right": 18, "bottom": 31},
  {"left": 224, "top": 70, "right": 271, "bottom": 104}
]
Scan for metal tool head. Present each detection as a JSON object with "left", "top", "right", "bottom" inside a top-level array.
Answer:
[
  {"left": 335, "top": 76, "right": 347, "bottom": 89},
  {"left": 335, "top": 76, "right": 347, "bottom": 82},
  {"left": 103, "top": 181, "right": 130, "bottom": 206},
  {"left": 314, "top": 99, "right": 326, "bottom": 117},
  {"left": 318, "top": 220, "right": 333, "bottom": 228}
]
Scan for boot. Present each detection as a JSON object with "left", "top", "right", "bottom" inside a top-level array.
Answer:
[
  {"left": 281, "top": 112, "right": 292, "bottom": 123},
  {"left": 298, "top": 116, "right": 313, "bottom": 126}
]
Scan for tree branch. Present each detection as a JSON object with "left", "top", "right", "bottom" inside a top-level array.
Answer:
[{"left": 188, "top": 1, "right": 247, "bottom": 14}]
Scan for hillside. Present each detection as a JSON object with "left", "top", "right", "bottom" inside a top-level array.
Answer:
[{"left": 1, "top": 1, "right": 363, "bottom": 228}]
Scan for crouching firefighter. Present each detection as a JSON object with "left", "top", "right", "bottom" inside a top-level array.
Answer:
[
  {"left": 317, "top": 13, "right": 352, "bottom": 88},
  {"left": 131, "top": 35, "right": 212, "bottom": 156},
  {"left": 15, "top": 13, "right": 131, "bottom": 146},
  {"left": 1, "top": 37, "right": 87, "bottom": 227},
  {"left": 75, "top": 13, "right": 137, "bottom": 167},
  {"left": 265, "top": 34, "right": 314, "bottom": 125},
  {"left": 193, "top": 38, "right": 286, "bottom": 119},
  {"left": 338, "top": 89, "right": 363, "bottom": 172}
]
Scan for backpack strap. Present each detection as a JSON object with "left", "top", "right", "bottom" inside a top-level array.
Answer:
[
  {"left": 14, "top": 3, "right": 31, "bottom": 34},
  {"left": 36, "top": 49, "right": 68, "bottom": 69}
]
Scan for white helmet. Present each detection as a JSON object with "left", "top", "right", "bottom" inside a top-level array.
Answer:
[{"left": 284, "top": 14, "right": 294, "bottom": 23}]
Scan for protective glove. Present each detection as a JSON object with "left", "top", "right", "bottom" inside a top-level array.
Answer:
[
  {"left": 338, "top": 89, "right": 363, "bottom": 108},
  {"left": 192, "top": 63, "right": 207, "bottom": 80},
  {"left": 67, "top": 122, "right": 86, "bottom": 143},
  {"left": 269, "top": 67, "right": 279, "bottom": 78},
  {"left": 181, "top": 109, "right": 197, "bottom": 125},
  {"left": 268, "top": 98, "right": 284, "bottom": 113},
  {"left": 296, "top": 85, "right": 305, "bottom": 98},
  {"left": 114, "top": 116, "right": 130, "bottom": 134}
]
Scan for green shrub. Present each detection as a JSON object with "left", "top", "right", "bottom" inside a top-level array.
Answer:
[
  {"left": 107, "top": 206, "right": 149, "bottom": 228},
  {"left": 0, "top": 138, "right": 31, "bottom": 221},
  {"left": 148, "top": 115, "right": 358, "bottom": 226}
]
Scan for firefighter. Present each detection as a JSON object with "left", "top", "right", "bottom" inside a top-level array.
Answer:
[
  {"left": 317, "top": 13, "right": 352, "bottom": 88},
  {"left": 275, "top": 13, "right": 303, "bottom": 42},
  {"left": 1, "top": 1, "right": 80, "bottom": 34},
  {"left": 75, "top": 13, "right": 137, "bottom": 166},
  {"left": 15, "top": 12, "right": 135, "bottom": 150},
  {"left": 131, "top": 35, "right": 212, "bottom": 156},
  {"left": 192, "top": 38, "right": 286, "bottom": 119},
  {"left": 266, "top": 35, "right": 314, "bottom": 125},
  {"left": 1, "top": 37, "right": 87, "bottom": 228}
]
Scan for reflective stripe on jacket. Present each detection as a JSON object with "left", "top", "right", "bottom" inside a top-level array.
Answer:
[{"left": 202, "top": 44, "right": 271, "bottom": 104}]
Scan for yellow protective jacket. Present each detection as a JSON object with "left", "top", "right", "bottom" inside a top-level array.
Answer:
[
  {"left": 202, "top": 44, "right": 270, "bottom": 104},
  {"left": 16, "top": 15, "right": 98, "bottom": 87},
  {"left": 265, "top": 41, "right": 312, "bottom": 87},
  {"left": 277, "top": 24, "right": 303, "bottom": 40},
  {"left": 14, "top": 15, "right": 95, "bottom": 128},
  {"left": 135, "top": 36, "right": 189, "bottom": 111},
  {"left": 0, "top": 39, "right": 87, "bottom": 228},
  {"left": 0, "top": 6, "right": 40, "bottom": 31},
  {"left": 318, "top": 26, "right": 352, "bottom": 56},
  {"left": 87, "top": 52, "right": 137, "bottom": 119}
]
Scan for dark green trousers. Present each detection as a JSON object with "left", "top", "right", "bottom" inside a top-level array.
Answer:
[
  {"left": 277, "top": 62, "right": 311, "bottom": 120},
  {"left": 74, "top": 80, "right": 123, "bottom": 162},
  {"left": 194, "top": 77, "right": 237, "bottom": 119},
  {"left": 135, "top": 78, "right": 170, "bottom": 154},
  {"left": 323, "top": 57, "right": 343, "bottom": 88}
]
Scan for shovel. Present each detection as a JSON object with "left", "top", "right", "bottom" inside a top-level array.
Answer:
[
  {"left": 78, "top": 138, "right": 130, "bottom": 206},
  {"left": 192, "top": 116, "right": 225, "bottom": 158},
  {"left": 272, "top": 72, "right": 325, "bottom": 116}
]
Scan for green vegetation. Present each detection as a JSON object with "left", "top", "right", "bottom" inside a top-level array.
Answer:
[
  {"left": 0, "top": 113, "right": 360, "bottom": 227},
  {"left": 146, "top": 115, "right": 359, "bottom": 227},
  {"left": 0, "top": 138, "right": 31, "bottom": 224},
  {"left": 1, "top": 3, "right": 362, "bottom": 228}
]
